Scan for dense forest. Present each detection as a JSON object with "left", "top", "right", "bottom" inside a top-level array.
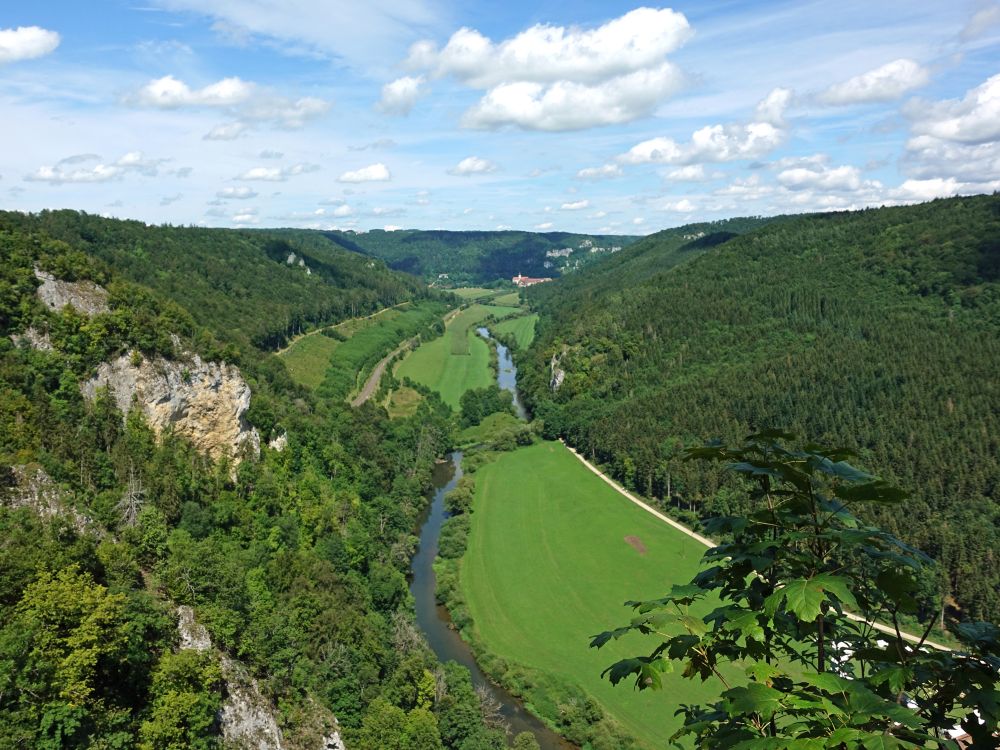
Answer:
[
  {"left": 302, "top": 228, "right": 640, "bottom": 285},
  {"left": 0, "top": 219, "right": 518, "bottom": 748},
  {"left": 0, "top": 210, "right": 430, "bottom": 351},
  {"left": 520, "top": 194, "right": 1000, "bottom": 624}
]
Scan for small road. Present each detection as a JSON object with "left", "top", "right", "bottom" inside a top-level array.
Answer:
[
  {"left": 351, "top": 339, "right": 414, "bottom": 407},
  {"left": 560, "top": 439, "right": 951, "bottom": 652},
  {"left": 350, "top": 306, "right": 464, "bottom": 407}
]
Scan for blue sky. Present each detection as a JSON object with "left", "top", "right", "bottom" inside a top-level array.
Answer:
[{"left": 1, "top": 0, "right": 998, "bottom": 233}]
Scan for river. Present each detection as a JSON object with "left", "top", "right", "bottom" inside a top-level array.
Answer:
[
  {"left": 409, "top": 327, "right": 572, "bottom": 749},
  {"left": 477, "top": 326, "right": 529, "bottom": 420}
]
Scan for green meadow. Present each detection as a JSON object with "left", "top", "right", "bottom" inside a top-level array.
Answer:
[
  {"left": 461, "top": 441, "right": 729, "bottom": 748},
  {"left": 316, "top": 301, "right": 448, "bottom": 400},
  {"left": 493, "top": 313, "right": 538, "bottom": 350},
  {"left": 491, "top": 291, "right": 522, "bottom": 307},
  {"left": 396, "top": 303, "right": 520, "bottom": 409},
  {"left": 279, "top": 332, "right": 341, "bottom": 389},
  {"left": 451, "top": 287, "right": 498, "bottom": 300}
]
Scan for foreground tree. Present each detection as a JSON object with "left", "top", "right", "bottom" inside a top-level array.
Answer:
[{"left": 593, "top": 431, "right": 1000, "bottom": 748}]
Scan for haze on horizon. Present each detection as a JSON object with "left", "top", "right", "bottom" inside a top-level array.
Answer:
[{"left": 1, "top": 0, "right": 999, "bottom": 234}]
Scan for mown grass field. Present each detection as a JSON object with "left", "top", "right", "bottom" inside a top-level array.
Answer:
[
  {"left": 317, "top": 300, "right": 448, "bottom": 400},
  {"left": 493, "top": 313, "right": 538, "bottom": 350},
  {"left": 492, "top": 291, "right": 522, "bottom": 306},
  {"left": 396, "top": 304, "right": 520, "bottom": 409},
  {"left": 461, "top": 441, "right": 728, "bottom": 748},
  {"left": 279, "top": 333, "right": 340, "bottom": 389},
  {"left": 451, "top": 287, "right": 497, "bottom": 300},
  {"left": 279, "top": 303, "right": 411, "bottom": 389}
]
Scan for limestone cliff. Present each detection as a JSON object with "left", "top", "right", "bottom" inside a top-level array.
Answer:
[
  {"left": 177, "top": 606, "right": 345, "bottom": 750},
  {"left": 34, "top": 268, "right": 110, "bottom": 316},
  {"left": 0, "top": 464, "right": 95, "bottom": 534},
  {"left": 81, "top": 352, "right": 260, "bottom": 463}
]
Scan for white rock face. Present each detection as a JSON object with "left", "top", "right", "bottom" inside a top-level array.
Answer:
[
  {"left": 34, "top": 268, "right": 109, "bottom": 316},
  {"left": 176, "top": 606, "right": 347, "bottom": 750},
  {"left": 81, "top": 352, "right": 260, "bottom": 463},
  {"left": 268, "top": 432, "right": 288, "bottom": 452},
  {"left": 1, "top": 465, "right": 93, "bottom": 534},
  {"left": 10, "top": 326, "right": 53, "bottom": 351},
  {"left": 177, "top": 606, "right": 285, "bottom": 749},
  {"left": 550, "top": 351, "right": 566, "bottom": 392}
]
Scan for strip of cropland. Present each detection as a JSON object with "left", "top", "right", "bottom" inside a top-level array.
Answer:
[
  {"left": 395, "top": 303, "right": 519, "bottom": 409},
  {"left": 460, "top": 441, "right": 734, "bottom": 748}
]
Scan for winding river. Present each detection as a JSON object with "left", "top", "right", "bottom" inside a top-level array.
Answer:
[{"left": 409, "top": 327, "right": 572, "bottom": 749}]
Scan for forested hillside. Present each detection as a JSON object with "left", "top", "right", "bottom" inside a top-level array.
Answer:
[
  {"left": 310, "top": 228, "right": 640, "bottom": 285},
  {"left": 520, "top": 195, "right": 1000, "bottom": 623},
  {"left": 0, "top": 220, "right": 510, "bottom": 748},
  {"left": 0, "top": 210, "right": 429, "bottom": 351}
]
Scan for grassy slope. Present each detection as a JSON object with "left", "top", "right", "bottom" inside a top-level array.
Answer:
[
  {"left": 279, "top": 305, "right": 412, "bottom": 390},
  {"left": 462, "top": 442, "right": 724, "bottom": 747},
  {"left": 494, "top": 314, "right": 538, "bottom": 349},
  {"left": 397, "top": 304, "right": 520, "bottom": 409},
  {"left": 279, "top": 334, "right": 340, "bottom": 389}
]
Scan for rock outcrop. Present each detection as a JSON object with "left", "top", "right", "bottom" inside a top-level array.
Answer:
[
  {"left": 81, "top": 353, "right": 260, "bottom": 463},
  {"left": 178, "top": 606, "right": 285, "bottom": 749},
  {"left": 1, "top": 464, "right": 94, "bottom": 534},
  {"left": 177, "top": 606, "right": 345, "bottom": 750},
  {"left": 550, "top": 349, "right": 567, "bottom": 392},
  {"left": 34, "top": 268, "right": 109, "bottom": 316},
  {"left": 10, "top": 326, "right": 53, "bottom": 351}
]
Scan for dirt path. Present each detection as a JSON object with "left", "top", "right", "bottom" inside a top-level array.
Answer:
[
  {"left": 351, "top": 339, "right": 413, "bottom": 407},
  {"left": 351, "top": 306, "right": 463, "bottom": 408},
  {"left": 560, "top": 440, "right": 951, "bottom": 652}
]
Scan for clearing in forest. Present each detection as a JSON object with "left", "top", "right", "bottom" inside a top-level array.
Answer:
[
  {"left": 396, "top": 303, "right": 519, "bottom": 409},
  {"left": 461, "top": 441, "right": 730, "bottom": 748}
]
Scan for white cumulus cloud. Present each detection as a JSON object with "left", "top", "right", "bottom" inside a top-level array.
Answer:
[
  {"left": 560, "top": 199, "right": 589, "bottom": 210},
  {"left": 0, "top": 26, "right": 60, "bottom": 64},
  {"left": 818, "top": 59, "right": 930, "bottom": 106},
  {"left": 462, "top": 64, "right": 683, "bottom": 131},
  {"left": 132, "top": 75, "right": 330, "bottom": 130},
  {"left": 896, "top": 73, "right": 1000, "bottom": 194},
  {"left": 447, "top": 156, "right": 497, "bottom": 176},
  {"left": 378, "top": 75, "right": 425, "bottom": 115},
  {"left": 204, "top": 122, "right": 248, "bottom": 140},
  {"left": 576, "top": 164, "right": 622, "bottom": 180},
  {"left": 405, "top": 8, "right": 691, "bottom": 131},
  {"left": 135, "top": 75, "right": 254, "bottom": 108},
  {"left": 217, "top": 186, "right": 258, "bottom": 199},
  {"left": 25, "top": 152, "right": 166, "bottom": 185},
  {"left": 776, "top": 163, "right": 871, "bottom": 192},
  {"left": 659, "top": 198, "right": 696, "bottom": 212},
  {"left": 907, "top": 72, "right": 1000, "bottom": 144},
  {"left": 338, "top": 163, "right": 391, "bottom": 183},
  {"left": 237, "top": 163, "right": 320, "bottom": 181},
  {"left": 618, "top": 89, "right": 790, "bottom": 166}
]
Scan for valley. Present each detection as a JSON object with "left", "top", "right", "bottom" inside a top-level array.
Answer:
[{"left": 1, "top": 196, "right": 997, "bottom": 750}]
